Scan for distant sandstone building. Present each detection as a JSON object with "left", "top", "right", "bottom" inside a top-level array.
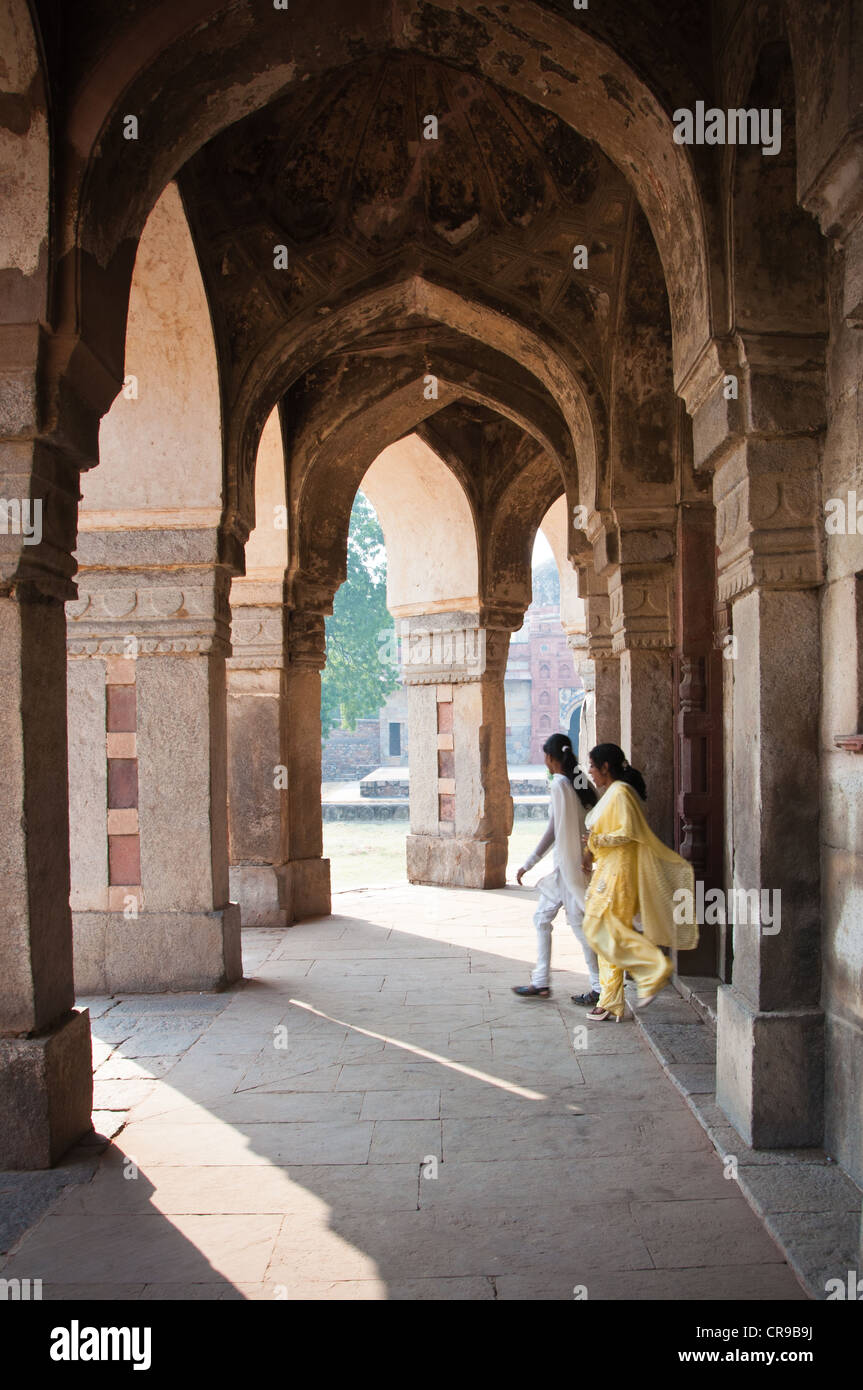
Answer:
[{"left": 322, "top": 556, "right": 584, "bottom": 774}]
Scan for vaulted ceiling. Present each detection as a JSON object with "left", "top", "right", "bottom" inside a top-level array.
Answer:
[{"left": 179, "top": 52, "right": 653, "bottom": 403}]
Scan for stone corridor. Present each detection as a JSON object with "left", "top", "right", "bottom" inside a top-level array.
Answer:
[{"left": 1, "top": 886, "right": 804, "bottom": 1301}]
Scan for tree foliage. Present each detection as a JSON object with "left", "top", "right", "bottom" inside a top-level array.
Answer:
[{"left": 320, "top": 493, "right": 399, "bottom": 735}]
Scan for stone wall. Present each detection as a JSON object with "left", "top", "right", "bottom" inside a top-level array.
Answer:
[{"left": 321, "top": 718, "right": 381, "bottom": 781}]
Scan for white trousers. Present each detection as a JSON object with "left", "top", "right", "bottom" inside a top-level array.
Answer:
[{"left": 530, "top": 869, "right": 599, "bottom": 993}]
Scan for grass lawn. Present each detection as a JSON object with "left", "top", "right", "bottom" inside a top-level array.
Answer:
[{"left": 324, "top": 819, "right": 547, "bottom": 893}]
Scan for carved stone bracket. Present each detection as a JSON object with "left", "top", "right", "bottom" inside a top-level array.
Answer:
[
  {"left": 66, "top": 569, "right": 233, "bottom": 657},
  {"left": 801, "top": 128, "right": 863, "bottom": 246},
  {"left": 714, "top": 448, "right": 823, "bottom": 604},
  {"left": 608, "top": 564, "right": 674, "bottom": 653},
  {"left": 576, "top": 567, "right": 615, "bottom": 660},
  {"left": 228, "top": 605, "right": 285, "bottom": 670},
  {"left": 678, "top": 654, "right": 707, "bottom": 714},
  {"left": 399, "top": 612, "right": 510, "bottom": 685},
  {"left": 285, "top": 608, "right": 327, "bottom": 671}
]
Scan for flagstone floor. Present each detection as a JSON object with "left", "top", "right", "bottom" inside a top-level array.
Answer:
[{"left": 1, "top": 883, "right": 807, "bottom": 1300}]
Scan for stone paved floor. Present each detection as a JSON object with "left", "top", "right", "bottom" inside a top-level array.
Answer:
[{"left": 1, "top": 884, "right": 807, "bottom": 1300}]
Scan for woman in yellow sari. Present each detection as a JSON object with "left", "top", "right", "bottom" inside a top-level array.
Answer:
[{"left": 580, "top": 743, "right": 697, "bottom": 1021}]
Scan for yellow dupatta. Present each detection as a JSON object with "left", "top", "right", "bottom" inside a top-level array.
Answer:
[{"left": 587, "top": 780, "right": 698, "bottom": 951}]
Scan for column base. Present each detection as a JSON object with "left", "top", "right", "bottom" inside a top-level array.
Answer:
[
  {"left": 229, "top": 865, "right": 291, "bottom": 928},
  {"left": 73, "top": 906, "right": 242, "bottom": 994},
  {"left": 0, "top": 1010, "right": 93, "bottom": 1169},
  {"left": 284, "top": 858, "right": 331, "bottom": 921},
  {"left": 406, "top": 835, "right": 507, "bottom": 889},
  {"left": 716, "top": 985, "right": 824, "bottom": 1148}
]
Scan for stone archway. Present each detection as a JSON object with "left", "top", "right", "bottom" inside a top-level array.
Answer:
[
  {"left": 66, "top": 183, "right": 241, "bottom": 994},
  {"left": 360, "top": 434, "right": 509, "bottom": 887},
  {"left": 4, "top": 0, "right": 859, "bottom": 1197},
  {"left": 226, "top": 408, "right": 290, "bottom": 927},
  {"left": 0, "top": 0, "right": 95, "bottom": 1170},
  {"left": 63, "top": 0, "right": 716, "bottom": 398}
]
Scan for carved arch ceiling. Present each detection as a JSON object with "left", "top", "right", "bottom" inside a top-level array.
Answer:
[
  {"left": 282, "top": 330, "right": 575, "bottom": 520},
  {"left": 180, "top": 53, "right": 638, "bottom": 416}
]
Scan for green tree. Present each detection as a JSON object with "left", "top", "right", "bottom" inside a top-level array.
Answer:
[{"left": 320, "top": 492, "right": 399, "bottom": 735}]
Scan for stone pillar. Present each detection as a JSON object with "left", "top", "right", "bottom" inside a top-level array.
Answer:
[
  {"left": 0, "top": 586, "right": 94, "bottom": 1168},
  {"left": 578, "top": 567, "right": 620, "bottom": 749},
  {"left": 803, "top": 123, "right": 863, "bottom": 1206},
  {"left": 685, "top": 335, "right": 826, "bottom": 1147},
  {"left": 674, "top": 501, "right": 725, "bottom": 977},
  {"left": 227, "top": 582, "right": 290, "bottom": 926},
  {"left": 0, "top": 340, "right": 94, "bottom": 1166},
  {"left": 66, "top": 533, "right": 242, "bottom": 993},
  {"left": 282, "top": 609, "right": 331, "bottom": 919},
  {"left": 566, "top": 629, "right": 594, "bottom": 766},
  {"left": 403, "top": 613, "right": 513, "bottom": 888},
  {"left": 607, "top": 528, "right": 676, "bottom": 846}
]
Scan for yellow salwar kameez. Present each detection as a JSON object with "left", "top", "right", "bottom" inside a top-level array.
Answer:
[{"left": 582, "top": 779, "right": 697, "bottom": 1017}]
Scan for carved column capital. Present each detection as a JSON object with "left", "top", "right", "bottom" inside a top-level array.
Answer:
[
  {"left": 800, "top": 127, "right": 863, "bottom": 245},
  {"left": 228, "top": 605, "right": 285, "bottom": 670},
  {"left": 228, "top": 577, "right": 285, "bottom": 670},
  {"left": 66, "top": 565, "right": 233, "bottom": 657},
  {"left": 285, "top": 608, "right": 327, "bottom": 670},
  {"left": 399, "top": 611, "right": 509, "bottom": 685},
  {"left": 608, "top": 562, "right": 674, "bottom": 653},
  {"left": 713, "top": 442, "right": 823, "bottom": 603}
]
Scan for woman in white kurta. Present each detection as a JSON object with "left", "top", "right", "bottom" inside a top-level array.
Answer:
[{"left": 512, "top": 733, "right": 599, "bottom": 1000}]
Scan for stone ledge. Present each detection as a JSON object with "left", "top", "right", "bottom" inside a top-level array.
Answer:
[
  {"left": 673, "top": 974, "right": 719, "bottom": 1028},
  {"left": 72, "top": 907, "right": 242, "bottom": 994},
  {"left": 633, "top": 981, "right": 863, "bottom": 1300}
]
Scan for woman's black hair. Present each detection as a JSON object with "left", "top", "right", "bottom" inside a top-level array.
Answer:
[
  {"left": 543, "top": 732, "right": 597, "bottom": 810},
  {"left": 589, "top": 742, "right": 647, "bottom": 801}
]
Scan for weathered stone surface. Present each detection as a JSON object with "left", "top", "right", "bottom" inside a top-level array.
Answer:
[
  {"left": 66, "top": 657, "right": 109, "bottom": 911},
  {"left": 406, "top": 835, "right": 506, "bottom": 889},
  {"left": 716, "top": 987, "right": 825, "bottom": 1150},
  {"left": 229, "top": 865, "right": 289, "bottom": 928},
  {"left": 283, "top": 858, "right": 331, "bottom": 921},
  {"left": 73, "top": 909, "right": 241, "bottom": 995},
  {"left": 0, "top": 1011, "right": 93, "bottom": 1169}
]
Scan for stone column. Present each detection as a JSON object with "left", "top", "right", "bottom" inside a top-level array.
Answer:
[
  {"left": 281, "top": 609, "right": 331, "bottom": 919},
  {"left": 403, "top": 613, "right": 513, "bottom": 889},
  {"left": 685, "top": 334, "right": 825, "bottom": 1147},
  {"left": 674, "top": 500, "right": 725, "bottom": 977},
  {"left": 578, "top": 568, "right": 620, "bottom": 750},
  {"left": 226, "top": 581, "right": 290, "bottom": 926},
  {"left": 607, "top": 528, "right": 676, "bottom": 846},
  {"left": 66, "top": 531, "right": 242, "bottom": 993},
  {"left": 565, "top": 628, "right": 591, "bottom": 763},
  {"left": 0, "top": 339, "right": 94, "bottom": 1166},
  {"left": 803, "top": 123, "right": 863, "bottom": 1212}
]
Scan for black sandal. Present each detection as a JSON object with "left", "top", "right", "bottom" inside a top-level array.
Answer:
[
  {"left": 512, "top": 984, "right": 551, "bottom": 998},
  {"left": 571, "top": 990, "right": 600, "bottom": 1006}
]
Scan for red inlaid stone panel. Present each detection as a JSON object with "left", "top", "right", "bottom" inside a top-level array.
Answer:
[
  {"left": 439, "top": 794, "right": 456, "bottom": 822},
  {"left": 108, "top": 834, "right": 141, "bottom": 886},
  {"left": 438, "top": 748, "right": 455, "bottom": 780},
  {"left": 108, "top": 758, "right": 139, "bottom": 809},
  {"left": 106, "top": 684, "right": 137, "bottom": 733},
  {"left": 437, "top": 700, "right": 454, "bottom": 734}
]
